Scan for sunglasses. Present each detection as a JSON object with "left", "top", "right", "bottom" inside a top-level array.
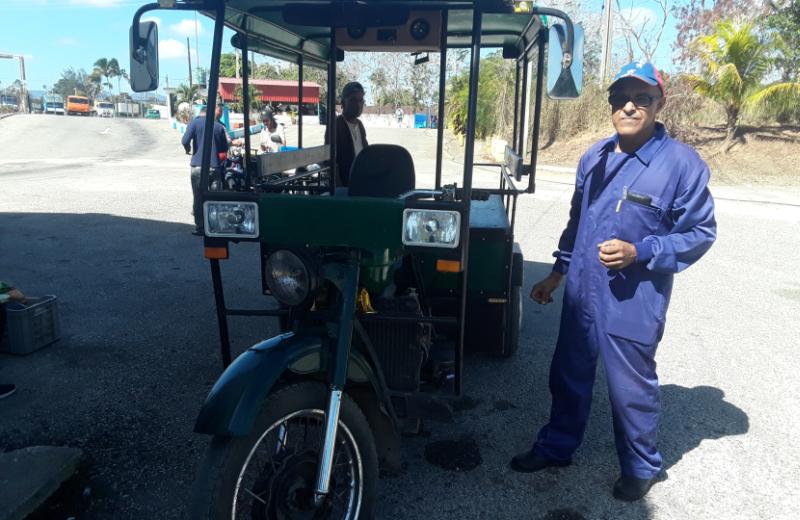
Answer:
[{"left": 608, "top": 93, "right": 660, "bottom": 108}]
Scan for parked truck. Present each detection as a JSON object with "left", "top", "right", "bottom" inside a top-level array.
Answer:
[
  {"left": 95, "top": 101, "right": 115, "bottom": 117},
  {"left": 115, "top": 101, "right": 141, "bottom": 118},
  {"left": 43, "top": 95, "right": 65, "bottom": 115}
]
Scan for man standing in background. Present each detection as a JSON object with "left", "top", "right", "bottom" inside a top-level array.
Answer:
[
  {"left": 181, "top": 104, "right": 229, "bottom": 235},
  {"left": 325, "top": 82, "right": 368, "bottom": 187}
]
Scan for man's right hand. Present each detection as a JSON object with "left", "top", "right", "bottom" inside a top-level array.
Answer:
[
  {"left": 7, "top": 288, "right": 26, "bottom": 303},
  {"left": 529, "top": 272, "right": 563, "bottom": 304}
]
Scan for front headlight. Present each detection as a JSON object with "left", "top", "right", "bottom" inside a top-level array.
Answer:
[
  {"left": 264, "top": 250, "right": 312, "bottom": 306},
  {"left": 402, "top": 209, "right": 461, "bottom": 248},
  {"left": 204, "top": 201, "right": 258, "bottom": 238}
]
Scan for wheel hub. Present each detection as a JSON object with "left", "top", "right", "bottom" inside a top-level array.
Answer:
[{"left": 252, "top": 450, "right": 336, "bottom": 520}]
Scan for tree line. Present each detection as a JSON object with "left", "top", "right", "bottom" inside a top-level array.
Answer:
[{"left": 48, "top": 57, "right": 130, "bottom": 101}]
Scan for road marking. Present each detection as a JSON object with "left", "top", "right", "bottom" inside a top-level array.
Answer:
[{"left": 100, "top": 127, "right": 111, "bottom": 135}]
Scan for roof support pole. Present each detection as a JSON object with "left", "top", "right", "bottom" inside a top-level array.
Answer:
[
  {"left": 512, "top": 58, "right": 520, "bottom": 154},
  {"left": 242, "top": 34, "right": 252, "bottom": 169},
  {"left": 455, "top": 6, "right": 483, "bottom": 396},
  {"left": 434, "top": 9, "right": 448, "bottom": 190},
  {"left": 298, "top": 55, "right": 304, "bottom": 148},
  {"left": 516, "top": 55, "right": 529, "bottom": 156},
  {"left": 327, "top": 28, "right": 337, "bottom": 194},
  {"left": 200, "top": 0, "right": 226, "bottom": 195},
  {"left": 528, "top": 33, "right": 545, "bottom": 193}
]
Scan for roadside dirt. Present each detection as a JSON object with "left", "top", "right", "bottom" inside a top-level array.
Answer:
[{"left": 530, "top": 124, "right": 800, "bottom": 186}]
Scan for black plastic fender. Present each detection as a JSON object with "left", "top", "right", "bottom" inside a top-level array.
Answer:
[{"left": 194, "top": 332, "right": 395, "bottom": 442}]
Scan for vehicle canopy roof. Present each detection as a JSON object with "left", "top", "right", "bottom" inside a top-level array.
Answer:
[{"left": 202, "top": 0, "right": 544, "bottom": 68}]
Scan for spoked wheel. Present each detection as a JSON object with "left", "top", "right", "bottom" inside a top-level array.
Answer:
[{"left": 190, "top": 382, "right": 378, "bottom": 519}]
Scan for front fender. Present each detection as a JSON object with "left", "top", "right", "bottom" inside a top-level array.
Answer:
[
  {"left": 194, "top": 332, "right": 322, "bottom": 436},
  {"left": 194, "top": 332, "right": 391, "bottom": 437}
]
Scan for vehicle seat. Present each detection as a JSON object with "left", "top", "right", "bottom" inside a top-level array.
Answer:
[{"left": 348, "top": 144, "right": 415, "bottom": 198}]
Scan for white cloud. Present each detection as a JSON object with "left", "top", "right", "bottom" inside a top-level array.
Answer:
[
  {"left": 170, "top": 19, "right": 204, "bottom": 38},
  {"left": 57, "top": 37, "right": 79, "bottom": 46},
  {"left": 68, "top": 0, "right": 126, "bottom": 7},
  {"left": 142, "top": 16, "right": 162, "bottom": 28},
  {"left": 158, "top": 39, "right": 198, "bottom": 62}
]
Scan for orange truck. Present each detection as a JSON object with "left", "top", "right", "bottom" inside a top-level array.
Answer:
[{"left": 66, "top": 95, "right": 90, "bottom": 116}]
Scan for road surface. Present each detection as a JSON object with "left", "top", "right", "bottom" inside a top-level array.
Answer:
[{"left": 1, "top": 114, "right": 799, "bottom": 519}]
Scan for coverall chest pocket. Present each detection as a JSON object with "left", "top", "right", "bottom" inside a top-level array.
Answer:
[{"left": 614, "top": 192, "right": 664, "bottom": 244}]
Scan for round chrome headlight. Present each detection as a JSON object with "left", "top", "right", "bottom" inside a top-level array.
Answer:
[{"left": 264, "top": 250, "right": 311, "bottom": 306}]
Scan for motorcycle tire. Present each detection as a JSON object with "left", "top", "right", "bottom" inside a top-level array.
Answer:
[{"left": 189, "top": 381, "right": 379, "bottom": 520}]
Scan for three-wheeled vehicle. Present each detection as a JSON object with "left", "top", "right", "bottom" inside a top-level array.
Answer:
[{"left": 129, "top": 1, "right": 582, "bottom": 517}]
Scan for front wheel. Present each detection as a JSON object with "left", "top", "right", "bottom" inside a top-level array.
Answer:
[{"left": 189, "top": 381, "right": 379, "bottom": 519}]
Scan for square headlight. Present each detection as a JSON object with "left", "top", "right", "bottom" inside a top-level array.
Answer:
[
  {"left": 204, "top": 201, "right": 259, "bottom": 238},
  {"left": 402, "top": 209, "right": 461, "bottom": 248}
]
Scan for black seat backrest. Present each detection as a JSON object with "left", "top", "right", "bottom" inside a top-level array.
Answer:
[{"left": 348, "top": 144, "right": 415, "bottom": 197}]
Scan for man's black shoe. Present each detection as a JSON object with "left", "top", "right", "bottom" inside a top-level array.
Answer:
[
  {"left": 192, "top": 229, "right": 204, "bottom": 236},
  {"left": 509, "top": 450, "right": 571, "bottom": 473},
  {"left": 612, "top": 474, "right": 664, "bottom": 501},
  {"left": 0, "top": 384, "right": 17, "bottom": 399}
]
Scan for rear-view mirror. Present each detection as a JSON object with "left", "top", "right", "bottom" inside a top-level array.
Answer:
[
  {"left": 546, "top": 23, "right": 583, "bottom": 99},
  {"left": 130, "top": 21, "right": 159, "bottom": 92}
]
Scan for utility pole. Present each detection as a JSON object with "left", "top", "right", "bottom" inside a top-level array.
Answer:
[
  {"left": 599, "top": 0, "right": 614, "bottom": 85},
  {"left": 235, "top": 48, "right": 240, "bottom": 80},
  {"left": 0, "top": 52, "right": 28, "bottom": 112},
  {"left": 187, "top": 37, "right": 193, "bottom": 86},
  {"left": 194, "top": 12, "right": 201, "bottom": 67}
]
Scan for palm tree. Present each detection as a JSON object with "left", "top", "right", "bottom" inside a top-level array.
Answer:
[
  {"left": 232, "top": 84, "right": 263, "bottom": 113},
  {"left": 107, "top": 58, "right": 121, "bottom": 95},
  {"left": 115, "top": 68, "right": 129, "bottom": 100},
  {"left": 687, "top": 19, "right": 800, "bottom": 142},
  {"left": 176, "top": 83, "right": 200, "bottom": 104},
  {"left": 93, "top": 58, "right": 114, "bottom": 93},
  {"left": 83, "top": 72, "right": 102, "bottom": 102}
]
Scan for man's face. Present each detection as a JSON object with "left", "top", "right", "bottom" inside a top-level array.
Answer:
[
  {"left": 342, "top": 90, "right": 364, "bottom": 120},
  {"left": 215, "top": 106, "right": 223, "bottom": 120},
  {"left": 609, "top": 78, "right": 665, "bottom": 139}
]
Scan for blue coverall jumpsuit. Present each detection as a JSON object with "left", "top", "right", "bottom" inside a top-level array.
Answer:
[{"left": 534, "top": 123, "right": 717, "bottom": 479}]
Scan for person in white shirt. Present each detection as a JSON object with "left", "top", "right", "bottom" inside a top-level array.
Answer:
[{"left": 259, "top": 108, "right": 286, "bottom": 154}]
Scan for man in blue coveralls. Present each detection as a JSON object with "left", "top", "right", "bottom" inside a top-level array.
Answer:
[{"left": 510, "top": 62, "right": 717, "bottom": 501}]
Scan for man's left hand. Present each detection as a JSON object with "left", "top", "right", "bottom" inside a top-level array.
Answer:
[{"left": 597, "top": 239, "right": 637, "bottom": 270}]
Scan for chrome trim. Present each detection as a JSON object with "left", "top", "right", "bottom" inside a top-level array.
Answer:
[{"left": 314, "top": 388, "right": 343, "bottom": 504}]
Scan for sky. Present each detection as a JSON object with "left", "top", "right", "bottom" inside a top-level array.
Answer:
[{"left": 0, "top": 0, "right": 683, "bottom": 96}]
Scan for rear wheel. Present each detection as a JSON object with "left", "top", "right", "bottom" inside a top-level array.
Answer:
[{"left": 189, "top": 381, "right": 378, "bottom": 519}]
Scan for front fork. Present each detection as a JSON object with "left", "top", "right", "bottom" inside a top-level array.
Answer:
[{"left": 314, "top": 257, "right": 360, "bottom": 505}]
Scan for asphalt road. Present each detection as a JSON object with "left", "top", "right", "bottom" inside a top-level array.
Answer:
[{"left": 1, "top": 114, "right": 799, "bottom": 520}]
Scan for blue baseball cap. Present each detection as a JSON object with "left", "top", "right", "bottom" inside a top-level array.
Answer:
[{"left": 609, "top": 61, "right": 665, "bottom": 95}]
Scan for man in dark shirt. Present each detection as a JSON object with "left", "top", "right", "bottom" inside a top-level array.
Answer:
[
  {"left": 324, "top": 82, "right": 368, "bottom": 187},
  {"left": 181, "top": 104, "right": 229, "bottom": 235}
]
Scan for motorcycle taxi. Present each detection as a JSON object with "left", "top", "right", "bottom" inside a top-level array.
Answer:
[{"left": 129, "top": 1, "right": 583, "bottom": 517}]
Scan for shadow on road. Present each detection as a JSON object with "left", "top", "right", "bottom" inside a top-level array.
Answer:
[
  {"left": 0, "top": 212, "right": 273, "bottom": 519},
  {"left": 0, "top": 214, "right": 750, "bottom": 520},
  {"left": 659, "top": 384, "right": 749, "bottom": 472}
]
